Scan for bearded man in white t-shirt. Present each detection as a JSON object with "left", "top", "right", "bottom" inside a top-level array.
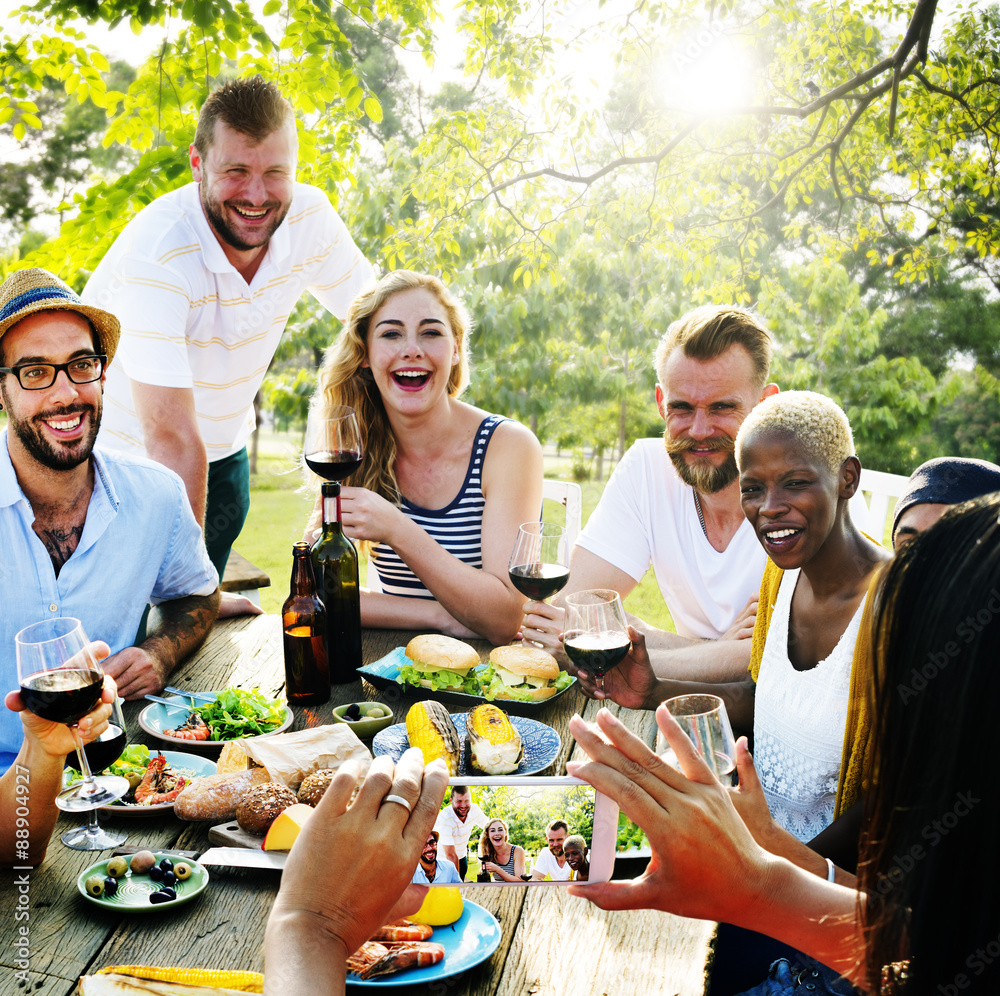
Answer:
[
  {"left": 529, "top": 819, "right": 573, "bottom": 881},
  {"left": 84, "top": 76, "right": 373, "bottom": 615},
  {"left": 524, "top": 306, "right": 779, "bottom": 690}
]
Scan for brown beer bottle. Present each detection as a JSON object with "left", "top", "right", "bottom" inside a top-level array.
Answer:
[
  {"left": 282, "top": 542, "right": 330, "bottom": 705},
  {"left": 311, "top": 481, "right": 362, "bottom": 682}
]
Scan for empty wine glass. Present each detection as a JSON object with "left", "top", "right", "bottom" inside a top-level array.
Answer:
[
  {"left": 62, "top": 694, "right": 128, "bottom": 850},
  {"left": 562, "top": 589, "right": 631, "bottom": 695},
  {"left": 16, "top": 618, "right": 129, "bottom": 813},
  {"left": 659, "top": 693, "right": 738, "bottom": 784},
  {"left": 304, "top": 405, "right": 364, "bottom": 482}
]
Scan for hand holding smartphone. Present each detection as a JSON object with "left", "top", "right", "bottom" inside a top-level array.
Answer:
[{"left": 420, "top": 776, "right": 619, "bottom": 887}]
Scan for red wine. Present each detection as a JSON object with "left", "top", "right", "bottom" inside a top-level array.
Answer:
[
  {"left": 509, "top": 563, "right": 570, "bottom": 600},
  {"left": 563, "top": 632, "right": 630, "bottom": 677},
  {"left": 20, "top": 669, "right": 103, "bottom": 724},
  {"left": 79, "top": 724, "right": 127, "bottom": 772},
  {"left": 305, "top": 450, "right": 362, "bottom": 482}
]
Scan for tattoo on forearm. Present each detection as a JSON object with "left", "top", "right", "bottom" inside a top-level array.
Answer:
[
  {"left": 41, "top": 525, "right": 85, "bottom": 576},
  {"left": 145, "top": 592, "right": 221, "bottom": 666}
]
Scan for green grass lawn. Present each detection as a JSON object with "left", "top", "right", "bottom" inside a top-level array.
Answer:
[{"left": 236, "top": 428, "right": 674, "bottom": 631}]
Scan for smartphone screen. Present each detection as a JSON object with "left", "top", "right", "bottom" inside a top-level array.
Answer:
[{"left": 417, "top": 776, "right": 617, "bottom": 886}]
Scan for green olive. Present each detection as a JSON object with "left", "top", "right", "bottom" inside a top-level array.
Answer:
[
  {"left": 127, "top": 771, "right": 143, "bottom": 791},
  {"left": 85, "top": 874, "right": 104, "bottom": 897},
  {"left": 366, "top": 706, "right": 386, "bottom": 718},
  {"left": 173, "top": 862, "right": 192, "bottom": 881},
  {"left": 106, "top": 856, "right": 129, "bottom": 878}
]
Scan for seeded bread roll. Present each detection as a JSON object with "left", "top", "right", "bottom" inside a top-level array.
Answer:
[
  {"left": 236, "top": 782, "right": 298, "bottom": 836},
  {"left": 297, "top": 769, "right": 337, "bottom": 807}
]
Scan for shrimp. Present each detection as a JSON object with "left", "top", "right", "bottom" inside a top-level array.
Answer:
[
  {"left": 163, "top": 712, "right": 210, "bottom": 741},
  {"left": 134, "top": 754, "right": 191, "bottom": 805},
  {"left": 369, "top": 920, "right": 434, "bottom": 943},
  {"left": 355, "top": 942, "right": 445, "bottom": 980}
]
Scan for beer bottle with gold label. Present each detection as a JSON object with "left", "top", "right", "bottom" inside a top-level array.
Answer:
[{"left": 282, "top": 542, "right": 330, "bottom": 705}]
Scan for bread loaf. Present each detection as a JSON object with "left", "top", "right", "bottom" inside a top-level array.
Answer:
[{"left": 173, "top": 768, "right": 270, "bottom": 821}]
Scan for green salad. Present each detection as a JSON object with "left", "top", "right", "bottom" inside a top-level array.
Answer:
[
  {"left": 65, "top": 744, "right": 151, "bottom": 790},
  {"left": 193, "top": 688, "right": 286, "bottom": 740}
]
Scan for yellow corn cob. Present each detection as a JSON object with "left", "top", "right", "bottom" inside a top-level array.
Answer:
[
  {"left": 96, "top": 966, "right": 264, "bottom": 992},
  {"left": 467, "top": 703, "right": 523, "bottom": 774},
  {"left": 405, "top": 700, "right": 460, "bottom": 775}
]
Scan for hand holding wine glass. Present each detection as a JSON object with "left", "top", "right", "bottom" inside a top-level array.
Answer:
[
  {"left": 304, "top": 405, "right": 364, "bottom": 482},
  {"left": 16, "top": 618, "right": 129, "bottom": 813},
  {"left": 508, "top": 522, "right": 569, "bottom": 647},
  {"left": 562, "top": 589, "right": 631, "bottom": 696}
]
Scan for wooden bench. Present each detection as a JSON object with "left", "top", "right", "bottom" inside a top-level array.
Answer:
[{"left": 221, "top": 549, "right": 270, "bottom": 605}]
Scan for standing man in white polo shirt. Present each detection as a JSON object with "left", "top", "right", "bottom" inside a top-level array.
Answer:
[{"left": 84, "top": 76, "right": 374, "bottom": 610}]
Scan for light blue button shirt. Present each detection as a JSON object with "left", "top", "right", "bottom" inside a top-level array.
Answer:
[
  {"left": 0, "top": 432, "right": 218, "bottom": 770},
  {"left": 411, "top": 857, "right": 463, "bottom": 885}
]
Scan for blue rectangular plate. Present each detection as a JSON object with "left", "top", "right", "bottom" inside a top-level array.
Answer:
[{"left": 357, "top": 647, "right": 577, "bottom": 715}]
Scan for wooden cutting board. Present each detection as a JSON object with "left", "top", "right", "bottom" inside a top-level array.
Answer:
[{"left": 207, "top": 820, "right": 267, "bottom": 850}]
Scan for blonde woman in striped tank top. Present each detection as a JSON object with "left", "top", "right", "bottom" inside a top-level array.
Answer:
[{"left": 306, "top": 271, "right": 543, "bottom": 645}]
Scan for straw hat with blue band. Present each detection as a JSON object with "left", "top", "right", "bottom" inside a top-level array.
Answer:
[{"left": 0, "top": 268, "right": 120, "bottom": 365}]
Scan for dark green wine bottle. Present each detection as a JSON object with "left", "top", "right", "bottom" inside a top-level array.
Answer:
[{"left": 310, "top": 481, "right": 362, "bottom": 681}]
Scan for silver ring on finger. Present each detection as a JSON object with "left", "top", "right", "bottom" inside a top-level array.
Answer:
[{"left": 382, "top": 793, "right": 413, "bottom": 813}]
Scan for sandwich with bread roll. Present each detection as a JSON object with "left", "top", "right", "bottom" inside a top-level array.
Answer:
[
  {"left": 478, "top": 645, "right": 573, "bottom": 702},
  {"left": 397, "top": 635, "right": 483, "bottom": 694}
]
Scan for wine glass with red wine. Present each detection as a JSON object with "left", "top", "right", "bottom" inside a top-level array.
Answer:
[
  {"left": 562, "top": 589, "right": 631, "bottom": 695},
  {"left": 16, "top": 618, "right": 129, "bottom": 814},
  {"left": 304, "top": 405, "right": 364, "bottom": 482},
  {"left": 62, "top": 694, "right": 128, "bottom": 850},
  {"left": 508, "top": 522, "right": 569, "bottom": 646}
]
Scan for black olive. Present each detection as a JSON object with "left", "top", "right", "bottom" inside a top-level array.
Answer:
[
  {"left": 159, "top": 858, "right": 174, "bottom": 872},
  {"left": 162, "top": 870, "right": 177, "bottom": 886},
  {"left": 149, "top": 891, "right": 171, "bottom": 904},
  {"left": 345, "top": 703, "right": 362, "bottom": 721},
  {"left": 149, "top": 864, "right": 163, "bottom": 881},
  {"left": 158, "top": 886, "right": 176, "bottom": 900},
  {"left": 103, "top": 877, "right": 118, "bottom": 897}
]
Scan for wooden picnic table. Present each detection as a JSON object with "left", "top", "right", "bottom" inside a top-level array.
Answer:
[{"left": 0, "top": 616, "right": 715, "bottom": 996}]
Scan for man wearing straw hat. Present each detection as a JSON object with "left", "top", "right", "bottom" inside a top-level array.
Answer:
[
  {"left": 82, "top": 76, "right": 373, "bottom": 612},
  {"left": 0, "top": 268, "right": 219, "bottom": 773}
]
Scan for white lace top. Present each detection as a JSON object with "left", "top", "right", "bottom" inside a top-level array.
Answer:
[{"left": 753, "top": 569, "right": 866, "bottom": 842}]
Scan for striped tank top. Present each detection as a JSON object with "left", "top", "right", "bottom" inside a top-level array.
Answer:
[{"left": 370, "top": 415, "right": 506, "bottom": 598}]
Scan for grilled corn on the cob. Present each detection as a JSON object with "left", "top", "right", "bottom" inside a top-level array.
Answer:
[
  {"left": 467, "top": 703, "right": 523, "bottom": 774},
  {"left": 406, "top": 700, "right": 461, "bottom": 775},
  {"left": 95, "top": 967, "right": 263, "bottom": 992}
]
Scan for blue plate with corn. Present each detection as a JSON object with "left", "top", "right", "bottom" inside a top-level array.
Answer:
[{"left": 374, "top": 701, "right": 561, "bottom": 777}]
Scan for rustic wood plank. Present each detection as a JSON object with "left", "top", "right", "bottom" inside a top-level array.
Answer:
[
  {"left": 220, "top": 550, "right": 270, "bottom": 593},
  {"left": 493, "top": 887, "right": 714, "bottom": 996}
]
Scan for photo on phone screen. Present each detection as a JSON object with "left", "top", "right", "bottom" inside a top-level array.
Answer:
[{"left": 416, "top": 776, "right": 618, "bottom": 886}]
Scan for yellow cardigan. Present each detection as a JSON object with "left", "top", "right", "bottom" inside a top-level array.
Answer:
[{"left": 749, "top": 558, "right": 882, "bottom": 819}]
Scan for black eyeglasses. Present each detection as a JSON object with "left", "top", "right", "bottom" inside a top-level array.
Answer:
[{"left": 0, "top": 354, "right": 106, "bottom": 390}]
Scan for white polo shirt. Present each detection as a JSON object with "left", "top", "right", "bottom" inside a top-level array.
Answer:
[
  {"left": 434, "top": 802, "right": 488, "bottom": 859},
  {"left": 85, "top": 181, "right": 374, "bottom": 462}
]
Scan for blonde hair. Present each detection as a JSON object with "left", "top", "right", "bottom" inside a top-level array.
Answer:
[
  {"left": 736, "top": 390, "right": 854, "bottom": 474},
  {"left": 654, "top": 305, "right": 772, "bottom": 393},
  {"left": 313, "top": 271, "right": 472, "bottom": 502},
  {"left": 479, "top": 818, "right": 510, "bottom": 863}
]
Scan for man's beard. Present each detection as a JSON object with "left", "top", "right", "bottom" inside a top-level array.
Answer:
[
  {"left": 2, "top": 390, "right": 99, "bottom": 472},
  {"left": 664, "top": 431, "right": 739, "bottom": 494},
  {"left": 550, "top": 844, "right": 563, "bottom": 857},
  {"left": 201, "top": 190, "right": 288, "bottom": 252}
]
